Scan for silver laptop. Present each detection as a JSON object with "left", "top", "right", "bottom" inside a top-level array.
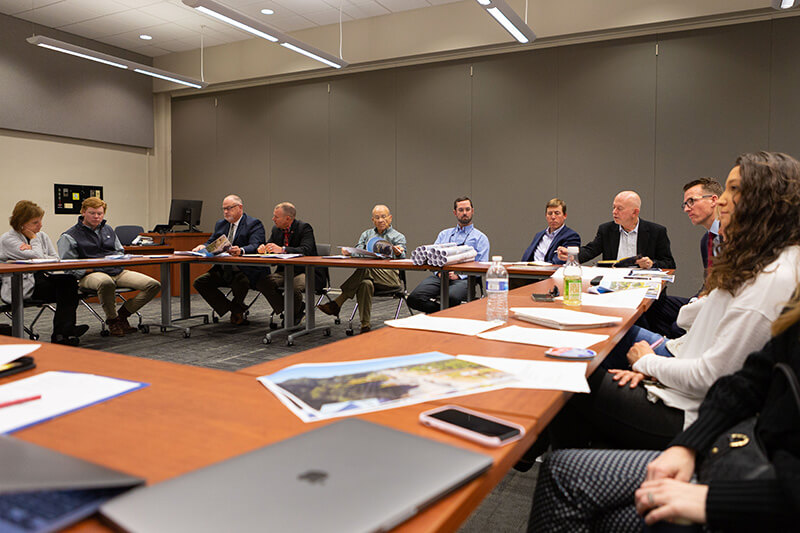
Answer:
[{"left": 101, "top": 418, "right": 493, "bottom": 533}]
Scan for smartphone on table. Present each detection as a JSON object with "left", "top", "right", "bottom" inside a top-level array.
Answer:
[{"left": 419, "top": 405, "right": 525, "bottom": 447}]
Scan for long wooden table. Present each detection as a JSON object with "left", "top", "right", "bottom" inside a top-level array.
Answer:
[{"left": 2, "top": 275, "right": 652, "bottom": 532}]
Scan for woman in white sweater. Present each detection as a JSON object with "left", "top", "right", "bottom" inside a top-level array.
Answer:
[
  {"left": 548, "top": 151, "right": 800, "bottom": 450},
  {"left": 0, "top": 201, "right": 88, "bottom": 345}
]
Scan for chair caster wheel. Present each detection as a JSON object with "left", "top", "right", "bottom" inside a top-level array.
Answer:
[
  {"left": 101, "top": 330, "right": 110, "bottom": 337},
  {"left": 212, "top": 316, "right": 219, "bottom": 323},
  {"left": 324, "top": 328, "right": 331, "bottom": 337},
  {"left": 263, "top": 336, "right": 271, "bottom": 345},
  {"left": 334, "top": 318, "right": 341, "bottom": 325},
  {"left": 183, "top": 329, "right": 191, "bottom": 338},
  {"left": 139, "top": 325, "right": 150, "bottom": 334},
  {"left": 160, "top": 326, "right": 167, "bottom": 333},
  {"left": 29, "top": 334, "right": 39, "bottom": 341},
  {"left": 287, "top": 340, "right": 294, "bottom": 346},
  {"left": 345, "top": 329, "right": 354, "bottom": 336}
]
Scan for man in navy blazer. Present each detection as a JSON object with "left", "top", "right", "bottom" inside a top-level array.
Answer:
[
  {"left": 521, "top": 198, "right": 581, "bottom": 265},
  {"left": 192, "top": 195, "right": 267, "bottom": 325},
  {"left": 558, "top": 191, "right": 676, "bottom": 270}
]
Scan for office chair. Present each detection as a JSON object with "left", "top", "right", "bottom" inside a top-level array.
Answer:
[
  {"left": 1, "top": 299, "right": 56, "bottom": 340},
  {"left": 345, "top": 270, "right": 413, "bottom": 336},
  {"left": 115, "top": 225, "right": 145, "bottom": 246}
]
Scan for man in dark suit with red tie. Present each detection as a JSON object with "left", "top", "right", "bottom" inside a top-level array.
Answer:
[
  {"left": 641, "top": 177, "right": 723, "bottom": 337},
  {"left": 193, "top": 194, "right": 267, "bottom": 325},
  {"left": 257, "top": 202, "right": 319, "bottom": 325}
]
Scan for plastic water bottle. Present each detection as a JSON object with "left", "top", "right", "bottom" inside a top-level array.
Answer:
[
  {"left": 563, "top": 246, "right": 582, "bottom": 306},
  {"left": 486, "top": 256, "right": 509, "bottom": 322}
]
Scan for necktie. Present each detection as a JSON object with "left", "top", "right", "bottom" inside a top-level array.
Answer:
[
  {"left": 283, "top": 228, "right": 290, "bottom": 247},
  {"left": 707, "top": 232, "right": 715, "bottom": 269},
  {"left": 227, "top": 222, "right": 236, "bottom": 243}
]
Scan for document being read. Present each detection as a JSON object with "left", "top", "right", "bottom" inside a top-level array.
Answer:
[
  {"left": 0, "top": 371, "right": 148, "bottom": 434},
  {"left": 385, "top": 314, "right": 501, "bottom": 336},
  {"left": 458, "top": 355, "right": 590, "bottom": 393}
]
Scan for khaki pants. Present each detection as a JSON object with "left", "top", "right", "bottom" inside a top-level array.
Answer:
[
  {"left": 336, "top": 268, "right": 401, "bottom": 327},
  {"left": 79, "top": 270, "right": 160, "bottom": 320},
  {"left": 256, "top": 271, "right": 306, "bottom": 318}
]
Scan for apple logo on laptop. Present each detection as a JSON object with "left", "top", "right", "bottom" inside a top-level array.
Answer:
[{"left": 298, "top": 470, "right": 328, "bottom": 485}]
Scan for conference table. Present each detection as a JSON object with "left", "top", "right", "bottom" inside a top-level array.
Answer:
[{"left": 1, "top": 274, "right": 651, "bottom": 532}]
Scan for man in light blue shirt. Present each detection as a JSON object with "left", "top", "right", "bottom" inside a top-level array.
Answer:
[
  {"left": 407, "top": 196, "right": 490, "bottom": 313},
  {"left": 318, "top": 205, "right": 406, "bottom": 333}
]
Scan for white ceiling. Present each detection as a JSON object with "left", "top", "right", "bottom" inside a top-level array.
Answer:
[{"left": 0, "top": 0, "right": 462, "bottom": 57}]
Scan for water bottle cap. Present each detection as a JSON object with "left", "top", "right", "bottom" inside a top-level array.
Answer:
[
  {"left": 567, "top": 246, "right": 579, "bottom": 254},
  {"left": 492, "top": 256, "right": 502, "bottom": 262}
]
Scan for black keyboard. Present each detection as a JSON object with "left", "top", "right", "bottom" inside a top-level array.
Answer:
[{"left": 0, "top": 487, "right": 125, "bottom": 533}]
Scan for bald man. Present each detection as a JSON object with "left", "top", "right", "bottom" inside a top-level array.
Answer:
[
  {"left": 193, "top": 194, "right": 267, "bottom": 325},
  {"left": 558, "top": 191, "right": 675, "bottom": 269},
  {"left": 318, "top": 205, "right": 406, "bottom": 334}
]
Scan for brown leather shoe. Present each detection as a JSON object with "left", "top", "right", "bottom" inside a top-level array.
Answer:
[
  {"left": 359, "top": 324, "right": 371, "bottom": 334},
  {"left": 317, "top": 300, "right": 340, "bottom": 317},
  {"left": 106, "top": 317, "right": 125, "bottom": 337},
  {"left": 118, "top": 315, "right": 138, "bottom": 334},
  {"left": 230, "top": 310, "right": 249, "bottom": 326}
]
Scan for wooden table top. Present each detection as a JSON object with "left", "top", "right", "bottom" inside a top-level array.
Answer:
[{"left": 0, "top": 255, "right": 191, "bottom": 274}]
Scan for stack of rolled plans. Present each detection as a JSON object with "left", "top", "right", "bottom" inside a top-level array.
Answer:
[{"left": 411, "top": 243, "right": 476, "bottom": 266}]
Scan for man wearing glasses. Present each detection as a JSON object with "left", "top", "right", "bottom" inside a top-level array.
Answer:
[
  {"left": 192, "top": 194, "right": 267, "bottom": 325},
  {"left": 641, "top": 177, "right": 723, "bottom": 337},
  {"left": 317, "top": 205, "right": 406, "bottom": 334}
]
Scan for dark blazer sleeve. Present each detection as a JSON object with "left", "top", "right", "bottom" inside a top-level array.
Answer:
[
  {"left": 639, "top": 220, "right": 676, "bottom": 269},
  {"left": 578, "top": 223, "right": 613, "bottom": 263},
  {"left": 520, "top": 230, "right": 546, "bottom": 262},
  {"left": 700, "top": 232, "right": 709, "bottom": 270},
  {"left": 236, "top": 214, "right": 265, "bottom": 255},
  {"left": 548, "top": 227, "right": 581, "bottom": 264},
  {"left": 286, "top": 220, "right": 316, "bottom": 256}
]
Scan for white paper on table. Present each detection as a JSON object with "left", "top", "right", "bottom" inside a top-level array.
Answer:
[
  {"left": 510, "top": 307, "right": 622, "bottom": 330},
  {"left": 457, "top": 355, "right": 590, "bottom": 393},
  {"left": 385, "top": 314, "right": 502, "bottom": 336},
  {"left": 556, "top": 287, "right": 649, "bottom": 309},
  {"left": 322, "top": 255, "right": 349, "bottom": 259},
  {"left": 551, "top": 266, "right": 628, "bottom": 282},
  {"left": 0, "top": 371, "right": 147, "bottom": 434},
  {"left": 0, "top": 344, "right": 41, "bottom": 366},
  {"left": 389, "top": 259, "right": 414, "bottom": 264},
  {"left": 478, "top": 325, "right": 608, "bottom": 349}
]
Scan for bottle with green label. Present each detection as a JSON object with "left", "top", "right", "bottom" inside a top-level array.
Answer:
[{"left": 563, "top": 246, "right": 582, "bottom": 306}]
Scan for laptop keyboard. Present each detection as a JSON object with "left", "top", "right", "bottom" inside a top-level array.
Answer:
[{"left": 0, "top": 487, "right": 124, "bottom": 533}]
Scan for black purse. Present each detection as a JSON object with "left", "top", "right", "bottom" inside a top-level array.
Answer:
[{"left": 698, "top": 362, "right": 800, "bottom": 483}]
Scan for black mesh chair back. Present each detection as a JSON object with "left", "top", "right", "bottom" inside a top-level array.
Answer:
[{"left": 115, "top": 225, "right": 145, "bottom": 246}]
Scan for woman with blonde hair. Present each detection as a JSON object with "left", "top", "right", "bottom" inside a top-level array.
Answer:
[{"left": 0, "top": 201, "right": 88, "bottom": 345}]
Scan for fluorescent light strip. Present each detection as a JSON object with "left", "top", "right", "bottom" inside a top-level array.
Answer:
[
  {"left": 487, "top": 7, "right": 529, "bottom": 43},
  {"left": 184, "top": 0, "right": 347, "bottom": 69},
  {"left": 36, "top": 43, "right": 128, "bottom": 69},
  {"left": 281, "top": 43, "right": 342, "bottom": 69},
  {"left": 196, "top": 5, "right": 277, "bottom": 42},
  {"left": 134, "top": 69, "right": 203, "bottom": 89},
  {"left": 27, "top": 35, "right": 207, "bottom": 89},
  {"left": 781, "top": 0, "right": 795, "bottom": 8}
]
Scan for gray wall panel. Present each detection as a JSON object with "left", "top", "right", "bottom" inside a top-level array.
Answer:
[
  {"left": 0, "top": 13, "right": 153, "bottom": 148},
  {"left": 770, "top": 17, "right": 800, "bottom": 155},
  {"left": 329, "top": 70, "right": 398, "bottom": 254},
  {"left": 557, "top": 38, "right": 657, "bottom": 252},
  {"left": 655, "top": 22, "right": 771, "bottom": 294},
  {"left": 267, "top": 81, "right": 331, "bottom": 244},
  {"left": 171, "top": 96, "right": 217, "bottom": 229},
  {"left": 470, "top": 50, "right": 559, "bottom": 263},
  {"left": 216, "top": 87, "right": 271, "bottom": 226}
]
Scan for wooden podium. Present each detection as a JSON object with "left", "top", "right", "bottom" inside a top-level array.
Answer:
[{"left": 125, "top": 232, "right": 212, "bottom": 296}]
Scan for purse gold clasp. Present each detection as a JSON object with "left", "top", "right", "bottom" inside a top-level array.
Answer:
[{"left": 729, "top": 433, "right": 750, "bottom": 448}]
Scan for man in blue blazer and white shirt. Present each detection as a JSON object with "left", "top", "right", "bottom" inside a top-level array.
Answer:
[
  {"left": 192, "top": 194, "right": 267, "bottom": 325},
  {"left": 520, "top": 198, "right": 581, "bottom": 265}
]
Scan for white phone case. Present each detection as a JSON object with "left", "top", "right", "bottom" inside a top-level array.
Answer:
[{"left": 419, "top": 405, "right": 525, "bottom": 447}]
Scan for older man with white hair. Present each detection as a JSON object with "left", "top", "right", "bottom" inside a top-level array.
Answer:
[{"left": 558, "top": 190, "right": 675, "bottom": 269}]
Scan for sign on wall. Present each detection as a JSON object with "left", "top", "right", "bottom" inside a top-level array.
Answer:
[{"left": 54, "top": 184, "right": 103, "bottom": 214}]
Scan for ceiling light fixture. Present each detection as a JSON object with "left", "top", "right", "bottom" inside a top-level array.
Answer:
[
  {"left": 182, "top": 0, "right": 347, "bottom": 69},
  {"left": 772, "top": 0, "right": 799, "bottom": 8},
  {"left": 260, "top": 9, "right": 274, "bottom": 15},
  {"left": 139, "top": 34, "right": 153, "bottom": 40},
  {"left": 474, "top": 0, "right": 536, "bottom": 44},
  {"left": 26, "top": 35, "right": 208, "bottom": 89}
]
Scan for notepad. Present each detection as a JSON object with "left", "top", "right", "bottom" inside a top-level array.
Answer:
[
  {"left": 511, "top": 307, "right": 622, "bottom": 330},
  {"left": 477, "top": 325, "right": 608, "bottom": 349},
  {"left": 385, "top": 314, "right": 501, "bottom": 336}
]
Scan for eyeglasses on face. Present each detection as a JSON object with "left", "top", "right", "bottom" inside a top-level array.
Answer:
[
  {"left": 681, "top": 195, "right": 713, "bottom": 209},
  {"left": 222, "top": 204, "right": 241, "bottom": 212},
  {"left": 372, "top": 214, "right": 390, "bottom": 220}
]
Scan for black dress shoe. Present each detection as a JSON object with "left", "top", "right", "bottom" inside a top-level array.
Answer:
[
  {"left": 72, "top": 324, "right": 90, "bottom": 337},
  {"left": 51, "top": 334, "right": 80, "bottom": 346}
]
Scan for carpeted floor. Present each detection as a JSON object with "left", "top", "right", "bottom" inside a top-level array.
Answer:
[{"left": 6, "top": 291, "right": 539, "bottom": 531}]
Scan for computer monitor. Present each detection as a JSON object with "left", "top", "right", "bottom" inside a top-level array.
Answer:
[{"left": 168, "top": 199, "right": 202, "bottom": 232}]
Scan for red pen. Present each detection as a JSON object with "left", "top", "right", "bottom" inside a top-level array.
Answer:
[
  {"left": 649, "top": 337, "right": 665, "bottom": 350},
  {"left": 0, "top": 394, "right": 42, "bottom": 409}
]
